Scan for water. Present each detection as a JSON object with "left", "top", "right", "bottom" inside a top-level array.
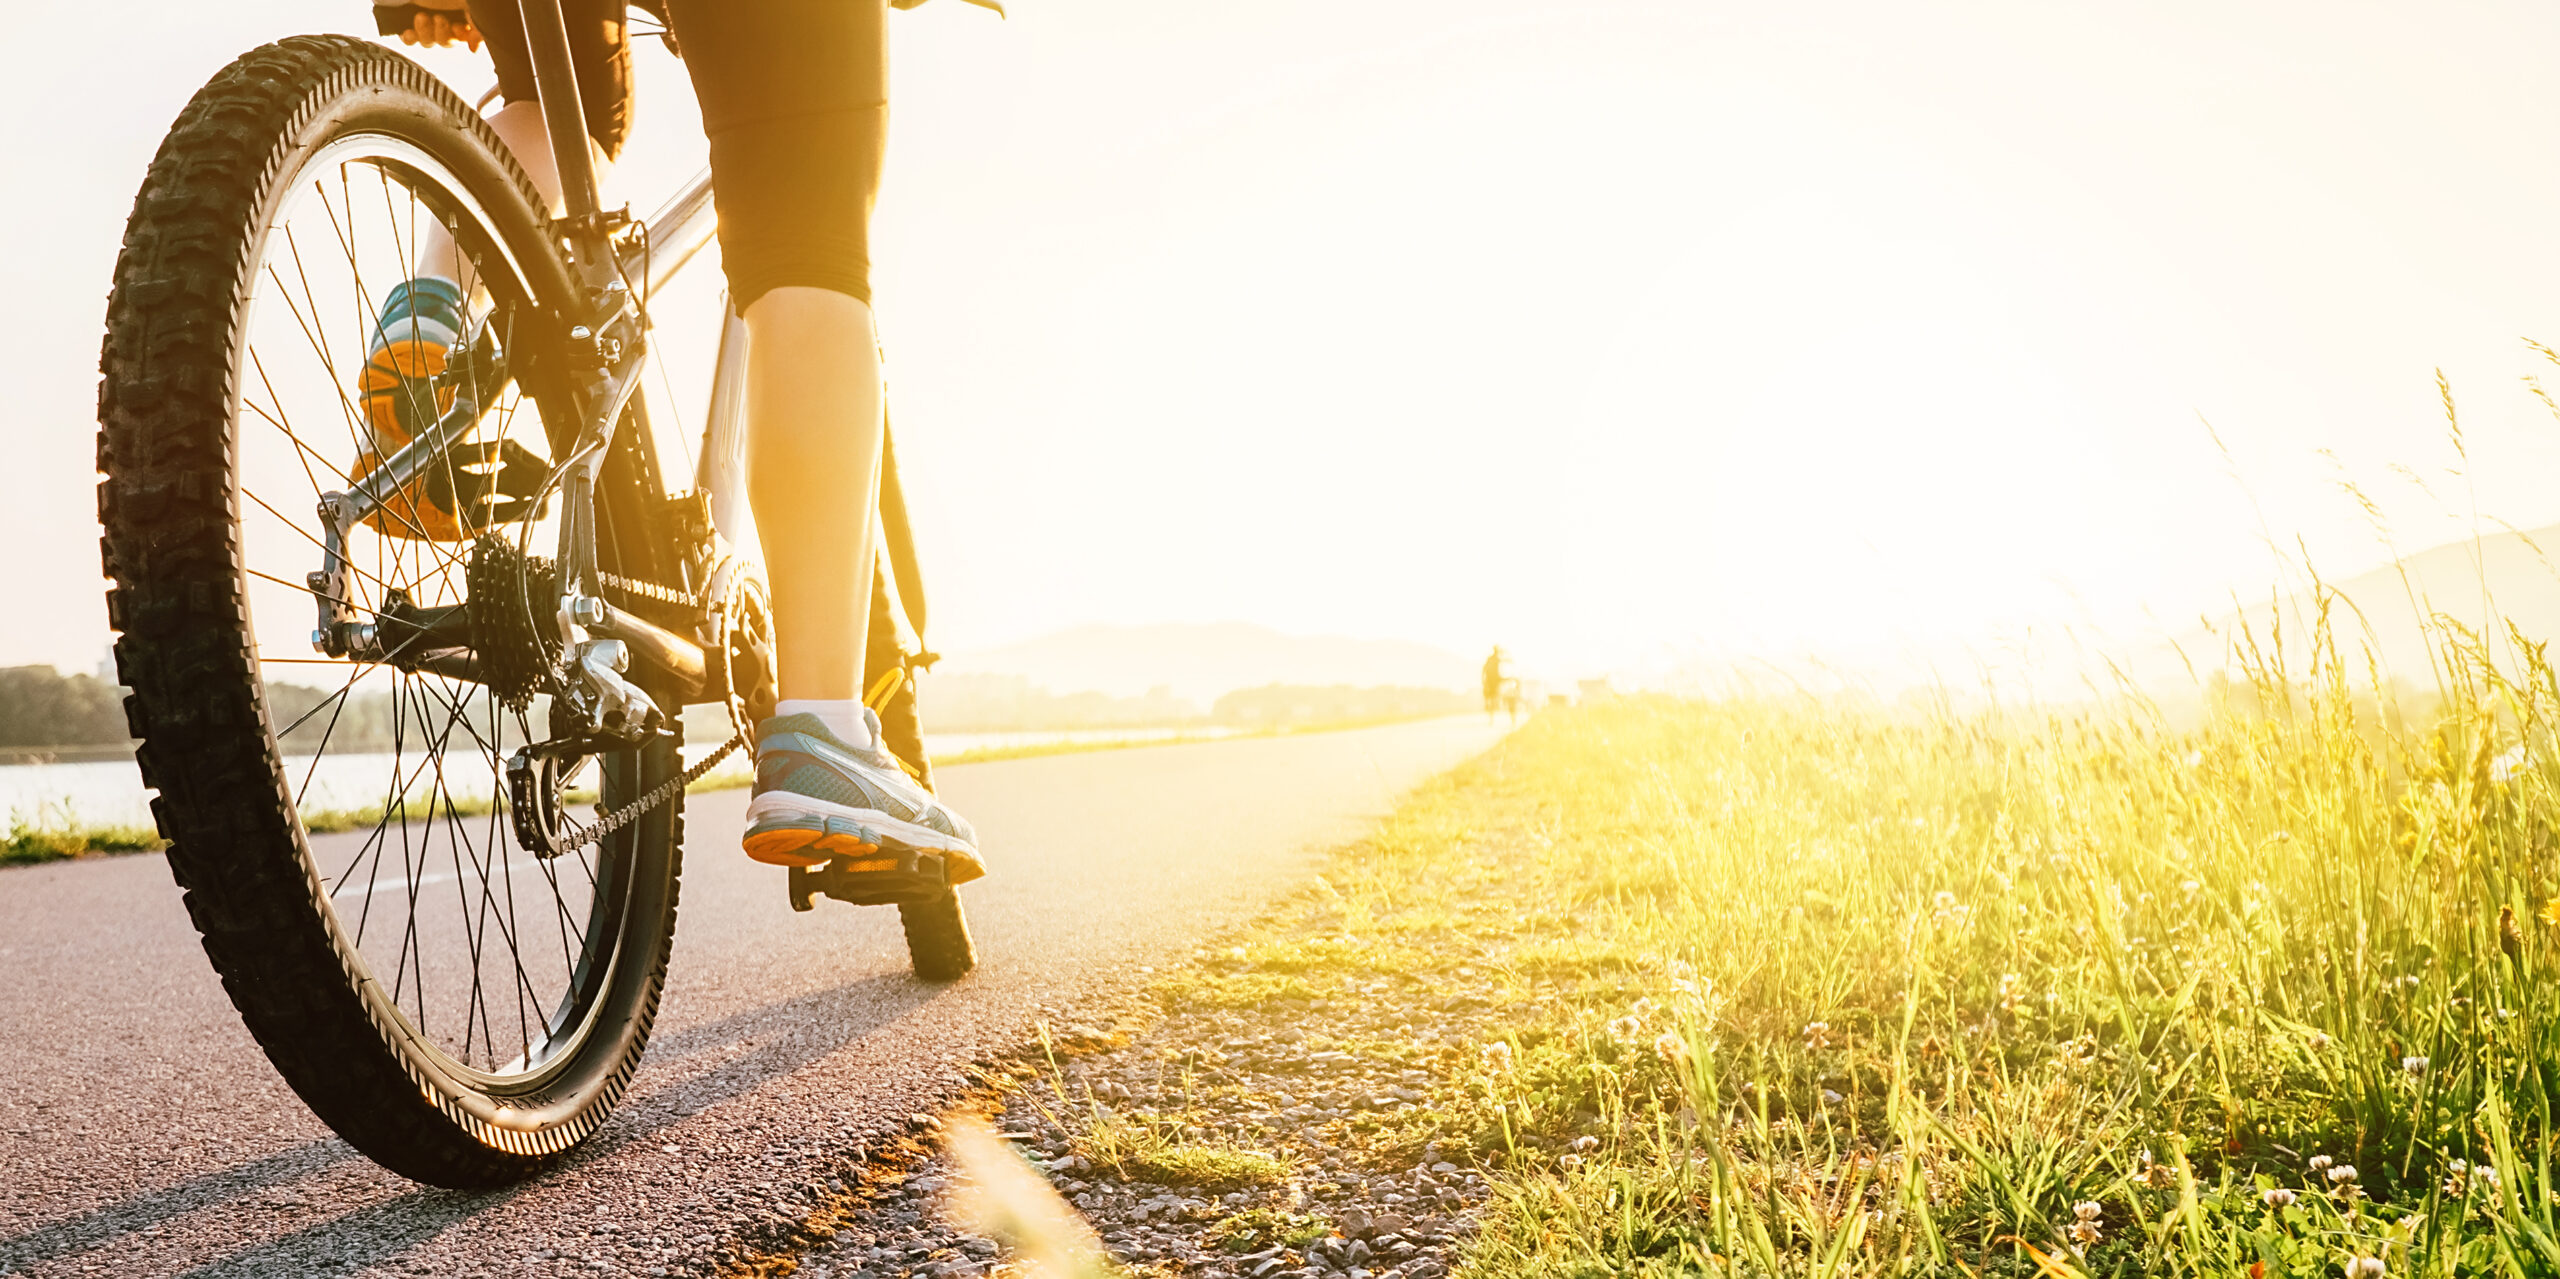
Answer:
[{"left": 0, "top": 726, "right": 1237, "bottom": 829}]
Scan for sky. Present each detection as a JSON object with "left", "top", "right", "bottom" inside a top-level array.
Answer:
[{"left": 14, "top": 0, "right": 2560, "bottom": 690}]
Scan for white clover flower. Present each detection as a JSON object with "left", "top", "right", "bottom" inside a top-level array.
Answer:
[
  {"left": 1482, "top": 1040, "right": 1514, "bottom": 1074},
  {"left": 1803, "top": 1021, "right": 1833, "bottom": 1049},
  {"left": 1570, "top": 1135, "right": 1600, "bottom": 1152},
  {"left": 2327, "top": 1164, "right": 2359, "bottom": 1185},
  {"left": 2493, "top": 744, "right": 2529, "bottom": 785},
  {"left": 1821, "top": 1089, "right": 1844, "bottom": 1105},
  {"left": 1652, "top": 1031, "right": 1689, "bottom": 1064},
  {"left": 1557, "top": 1153, "right": 1582, "bottom": 1171},
  {"left": 2475, "top": 1165, "right": 2501, "bottom": 1192},
  {"left": 2072, "top": 1201, "right": 2102, "bottom": 1221},
  {"left": 2402, "top": 1055, "right": 2429, "bottom": 1074},
  {"left": 2344, "top": 1257, "right": 2386, "bottom": 1278},
  {"left": 2309, "top": 1031, "right": 2333, "bottom": 1050},
  {"left": 2309, "top": 1155, "right": 2334, "bottom": 1172},
  {"left": 2261, "top": 1188, "right": 2297, "bottom": 1208}
]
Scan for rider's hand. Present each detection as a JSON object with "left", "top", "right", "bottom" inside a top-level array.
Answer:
[{"left": 376, "top": 0, "right": 482, "bottom": 51}]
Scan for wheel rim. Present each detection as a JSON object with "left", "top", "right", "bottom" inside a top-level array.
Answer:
[{"left": 229, "top": 131, "right": 642, "bottom": 1088}]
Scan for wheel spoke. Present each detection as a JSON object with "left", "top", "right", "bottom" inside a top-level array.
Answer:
[{"left": 209, "top": 131, "right": 640, "bottom": 1085}]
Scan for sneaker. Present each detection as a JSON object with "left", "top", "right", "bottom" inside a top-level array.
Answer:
[
  {"left": 352, "top": 277, "right": 470, "bottom": 541},
  {"left": 743, "top": 708, "right": 985, "bottom": 883}
]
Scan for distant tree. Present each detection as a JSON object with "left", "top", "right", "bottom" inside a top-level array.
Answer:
[{"left": 0, "top": 666, "right": 133, "bottom": 747}]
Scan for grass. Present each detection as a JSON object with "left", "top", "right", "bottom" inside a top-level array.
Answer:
[
  {"left": 1258, "top": 605, "right": 2560, "bottom": 1276},
  {"left": 1204, "top": 1207, "right": 1330, "bottom": 1253},
  {"left": 1074, "top": 1102, "right": 1293, "bottom": 1193},
  {"left": 0, "top": 811, "right": 160, "bottom": 866}
]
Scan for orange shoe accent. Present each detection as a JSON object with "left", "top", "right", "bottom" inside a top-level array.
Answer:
[{"left": 742, "top": 825, "right": 881, "bottom": 868}]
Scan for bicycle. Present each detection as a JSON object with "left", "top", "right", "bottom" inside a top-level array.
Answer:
[{"left": 94, "top": 8, "right": 974, "bottom": 1188}]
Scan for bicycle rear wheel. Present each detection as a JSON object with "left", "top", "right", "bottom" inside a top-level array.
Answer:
[{"left": 98, "top": 36, "right": 683, "bottom": 1186}]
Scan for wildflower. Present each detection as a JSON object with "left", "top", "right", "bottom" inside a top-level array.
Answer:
[
  {"left": 1998, "top": 973, "right": 2025, "bottom": 1014},
  {"left": 1481, "top": 1041, "right": 1513, "bottom": 1075},
  {"left": 1821, "top": 1089, "right": 1844, "bottom": 1104},
  {"left": 2309, "top": 1031, "right": 2333, "bottom": 1051},
  {"left": 1652, "top": 1031, "right": 1690, "bottom": 1066},
  {"left": 2309, "top": 1155, "right": 2334, "bottom": 1172},
  {"left": 2328, "top": 1165, "right": 2359, "bottom": 1185},
  {"left": 2493, "top": 744, "right": 2528, "bottom": 785},
  {"left": 1557, "top": 1153, "right": 1582, "bottom": 1171},
  {"left": 2261, "top": 1188, "right": 2297, "bottom": 1208},
  {"left": 1803, "top": 1021, "right": 1833, "bottom": 1049},
  {"left": 1569, "top": 1135, "right": 1600, "bottom": 1153},
  {"left": 1629, "top": 997, "right": 1659, "bottom": 1020},
  {"left": 1606, "top": 1015, "right": 1645, "bottom": 1042},
  {"left": 2055, "top": 1034, "right": 2099, "bottom": 1068},
  {"left": 2073, "top": 1200, "right": 2102, "bottom": 1220},
  {"left": 2402, "top": 1056, "right": 2429, "bottom": 1074},
  {"left": 2344, "top": 1257, "right": 2385, "bottom": 1278}
]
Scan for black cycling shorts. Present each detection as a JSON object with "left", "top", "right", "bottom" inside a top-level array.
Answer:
[{"left": 466, "top": 0, "right": 886, "bottom": 309}]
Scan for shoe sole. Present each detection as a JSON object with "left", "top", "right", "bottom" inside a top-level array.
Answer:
[{"left": 742, "top": 791, "right": 985, "bottom": 882}]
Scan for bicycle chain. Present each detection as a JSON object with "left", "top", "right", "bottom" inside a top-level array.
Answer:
[
  {"left": 599, "top": 570, "right": 706, "bottom": 611},
  {"left": 547, "top": 730, "right": 746, "bottom": 858}
]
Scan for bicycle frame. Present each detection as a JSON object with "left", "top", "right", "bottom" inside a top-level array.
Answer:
[{"left": 312, "top": 1, "right": 922, "bottom": 730}]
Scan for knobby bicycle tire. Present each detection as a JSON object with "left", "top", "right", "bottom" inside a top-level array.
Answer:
[{"left": 98, "top": 35, "right": 684, "bottom": 1187}]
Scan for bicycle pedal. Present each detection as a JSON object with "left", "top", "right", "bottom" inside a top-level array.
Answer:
[{"left": 787, "top": 848, "right": 954, "bottom": 910}]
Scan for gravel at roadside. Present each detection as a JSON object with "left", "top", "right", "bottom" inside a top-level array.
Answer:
[{"left": 777, "top": 882, "right": 1522, "bottom": 1279}]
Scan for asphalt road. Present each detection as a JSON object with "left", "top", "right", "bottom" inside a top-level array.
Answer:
[{"left": 0, "top": 716, "right": 1504, "bottom": 1278}]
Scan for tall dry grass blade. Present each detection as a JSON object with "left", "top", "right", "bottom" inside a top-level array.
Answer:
[{"left": 941, "top": 1113, "right": 1115, "bottom": 1279}]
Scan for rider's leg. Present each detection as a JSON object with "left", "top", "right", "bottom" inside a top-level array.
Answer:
[
  {"left": 667, "top": 0, "right": 978, "bottom": 871},
  {"left": 365, "top": 0, "right": 629, "bottom": 540},
  {"left": 744, "top": 286, "right": 883, "bottom": 709}
]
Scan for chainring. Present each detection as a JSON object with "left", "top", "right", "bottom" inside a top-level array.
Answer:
[
  {"left": 708, "top": 556, "right": 778, "bottom": 755},
  {"left": 466, "top": 534, "right": 561, "bottom": 712}
]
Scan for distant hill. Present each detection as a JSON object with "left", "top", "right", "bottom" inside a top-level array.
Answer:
[
  {"left": 2167, "top": 523, "right": 2560, "bottom": 689},
  {"left": 928, "top": 622, "right": 1477, "bottom": 702}
]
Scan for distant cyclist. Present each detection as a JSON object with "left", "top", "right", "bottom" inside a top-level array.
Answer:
[{"left": 375, "top": 0, "right": 986, "bottom": 883}]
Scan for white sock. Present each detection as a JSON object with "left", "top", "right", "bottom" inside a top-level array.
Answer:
[{"left": 775, "top": 698, "right": 869, "bottom": 746}]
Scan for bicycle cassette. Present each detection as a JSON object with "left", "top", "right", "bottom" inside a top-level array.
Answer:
[{"left": 467, "top": 534, "right": 560, "bottom": 712}]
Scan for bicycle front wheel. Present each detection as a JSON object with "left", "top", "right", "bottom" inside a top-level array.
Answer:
[{"left": 99, "top": 35, "right": 683, "bottom": 1186}]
